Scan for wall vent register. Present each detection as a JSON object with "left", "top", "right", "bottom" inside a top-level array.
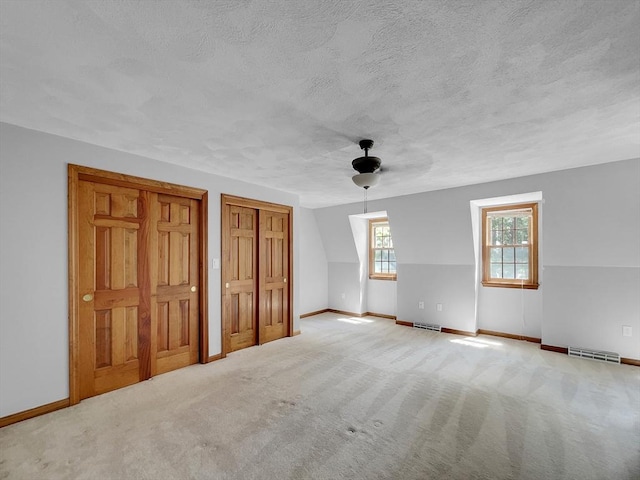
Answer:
[
  {"left": 568, "top": 346, "right": 620, "bottom": 364},
  {"left": 413, "top": 322, "right": 441, "bottom": 332}
]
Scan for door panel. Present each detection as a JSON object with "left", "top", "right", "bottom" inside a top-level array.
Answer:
[
  {"left": 260, "top": 211, "right": 289, "bottom": 344},
  {"left": 223, "top": 205, "right": 258, "bottom": 352},
  {"left": 150, "top": 194, "right": 200, "bottom": 375},
  {"left": 78, "top": 181, "right": 144, "bottom": 399}
]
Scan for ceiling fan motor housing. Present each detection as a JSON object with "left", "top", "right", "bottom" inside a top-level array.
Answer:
[{"left": 352, "top": 139, "right": 381, "bottom": 173}]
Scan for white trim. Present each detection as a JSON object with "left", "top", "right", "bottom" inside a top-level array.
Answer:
[{"left": 351, "top": 210, "right": 388, "bottom": 219}]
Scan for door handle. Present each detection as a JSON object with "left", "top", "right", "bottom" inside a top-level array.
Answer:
[
  {"left": 284, "top": 278, "right": 287, "bottom": 283},
  {"left": 225, "top": 282, "right": 230, "bottom": 289},
  {"left": 190, "top": 286, "right": 197, "bottom": 293},
  {"left": 82, "top": 293, "right": 93, "bottom": 302}
]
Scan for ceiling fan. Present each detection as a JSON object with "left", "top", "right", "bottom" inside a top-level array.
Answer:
[
  {"left": 351, "top": 139, "right": 381, "bottom": 189},
  {"left": 350, "top": 139, "right": 383, "bottom": 213}
]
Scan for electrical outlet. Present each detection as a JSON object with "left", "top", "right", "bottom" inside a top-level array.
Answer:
[
  {"left": 623, "top": 325, "right": 632, "bottom": 337},
  {"left": 436, "top": 303, "right": 443, "bottom": 312},
  {"left": 211, "top": 258, "right": 220, "bottom": 269},
  {"left": 418, "top": 301, "right": 424, "bottom": 309}
]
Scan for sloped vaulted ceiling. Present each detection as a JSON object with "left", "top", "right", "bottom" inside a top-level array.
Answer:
[{"left": 1, "top": 0, "right": 638, "bottom": 207}]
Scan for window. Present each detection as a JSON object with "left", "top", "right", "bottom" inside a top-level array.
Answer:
[
  {"left": 482, "top": 203, "right": 538, "bottom": 289},
  {"left": 369, "top": 218, "right": 396, "bottom": 280}
]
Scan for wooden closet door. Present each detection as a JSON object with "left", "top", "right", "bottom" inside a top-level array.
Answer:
[
  {"left": 70, "top": 165, "right": 208, "bottom": 405},
  {"left": 223, "top": 205, "right": 258, "bottom": 352},
  {"left": 77, "top": 181, "right": 150, "bottom": 399},
  {"left": 150, "top": 194, "right": 200, "bottom": 375},
  {"left": 259, "top": 210, "right": 289, "bottom": 344}
]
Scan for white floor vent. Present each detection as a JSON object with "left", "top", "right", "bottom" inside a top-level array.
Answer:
[
  {"left": 413, "top": 322, "right": 441, "bottom": 332},
  {"left": 568, "top": 346, "right": 620, "bottom": 364}
]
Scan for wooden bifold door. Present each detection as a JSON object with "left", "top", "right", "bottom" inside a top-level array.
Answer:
[
  {"left": 69, "top": 165, "right": 208, "bottom": 403},
  {"left": 221, "top": 195, "right": 292, "bottom": 356}
]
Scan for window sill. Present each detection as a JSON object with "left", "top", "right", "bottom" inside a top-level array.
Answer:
[
  {"left": 369, "top": 275, "right": 397, "bottom": 281},
  {"left": 482, "top": 281, "right": 539, "bottom": 290}
]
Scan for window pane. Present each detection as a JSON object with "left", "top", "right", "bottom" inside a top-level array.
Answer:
[
  {"left": 375, "top": 237, "right": 383, "bottom": 247},
  {"left": 490, "top": 247, "right": 502, "bottom": 262},
  {"left": 503, "top": 247, "right": 514, "bottom": 263},
  {"left": 516, "top": 217, "right": 529, "bottom": 229},
  {"left": 491, "top": 264, "right": 502, "bottom": 278},
  {"left": 382, "top": 237, "right": 390, "bottom": 248},
  {"left": 516, "top": 228, "right": 529, "bottom": 244},
  {"left": 515, "top": 247, "right": 528, "bottom": 263},
  {"left": 375, "top": 250, "right": 382, "bottom": 261},
  {"left": 491, "top": 230, "right": 502, "bottom": 245},
  {"left": 381, "top": 250, "right": 388, "bottom": 261},
  {"left": 503, "top": 217, "right": 514, "bottom": 229},
  {"left": 502, "top": 228, "right": 513, "bottom": 245},
  {"left": 376, "top": 261, "right": 383, "bottom": 273},
  {"left": 516, "top": 265, "right": 529, "bottom": 280},
  {"left": 389, "top": 250, "right": 396, "bottom": 262},
  {"left": 389, "top": 263, "right": 396, "bottom": 273},
  {"left": 491, "top": 217, "right": 502, "bottom": 229},
  {"left": 503, "top": 264, "right": 515, "bottom": 279}
]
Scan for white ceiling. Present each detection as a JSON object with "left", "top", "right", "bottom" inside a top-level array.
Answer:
[{"left": 1, "top": 1, "right": 638, "bottom": 208}]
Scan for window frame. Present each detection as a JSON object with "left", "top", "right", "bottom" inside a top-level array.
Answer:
[
  {"left": 481, "top": 202, "right": 539, "bottom": 289},
  {"left": 369, "top": 218, "right": 397, "bottom": 281}
]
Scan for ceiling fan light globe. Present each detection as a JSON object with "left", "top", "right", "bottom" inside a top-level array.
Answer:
[{"left": 352, "top": 172, "right": 380, "bottom": 189}]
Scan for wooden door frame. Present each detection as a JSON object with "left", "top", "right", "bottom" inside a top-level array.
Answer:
[
  {"left": 220, "top": 194, "right": 293, "bottom": 358},
  {"left": 68, "top": 164, "right": 209, "bottom": 406}
]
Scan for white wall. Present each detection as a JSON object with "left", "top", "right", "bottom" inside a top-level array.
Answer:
[
  {"left": 314, "top": 204, "right": 360, "bottom": 312},
  {"left": 314, "top": 207, "right": 358, "bottom": 263},
  {"left": 313, "top": 158, "right": 640, "bottom": 359},
  {"left": 348, "top": 215, "right": 369, "bottom": 314},
  {"left": 379, "top": 187, "right": 476, "bottom": 332},
  {"left": 540, "top": 162, "right": 640, "bottom": 359},
  {"left": 298, "top": 208, "right": 328, "bottom": 315},
  {"left": 544, "top": 267, "right": 639, "bottom": 358},
  {"left": 477, "top": 287, "right": 543, "bottom": 338},
  {"left": 0, "top": 123, "right": 300, "bottom": 417},
  {"left": 397, "top": 264, "right": 474, "bottom": 329},
  {"left": 367, "top": 279, "right": 396, "bottom": 317},
  {"left": 327, "top": 263, "right": 362, "bottom": 313}
]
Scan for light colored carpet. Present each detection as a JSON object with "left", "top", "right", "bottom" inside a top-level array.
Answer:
[{"left": 1, "top": 312, "right": 639, "bottom": 480}]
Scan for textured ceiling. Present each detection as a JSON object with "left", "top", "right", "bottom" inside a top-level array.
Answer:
[{"left": 1, "top": 0, "right": 639, "bottom": 208}]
